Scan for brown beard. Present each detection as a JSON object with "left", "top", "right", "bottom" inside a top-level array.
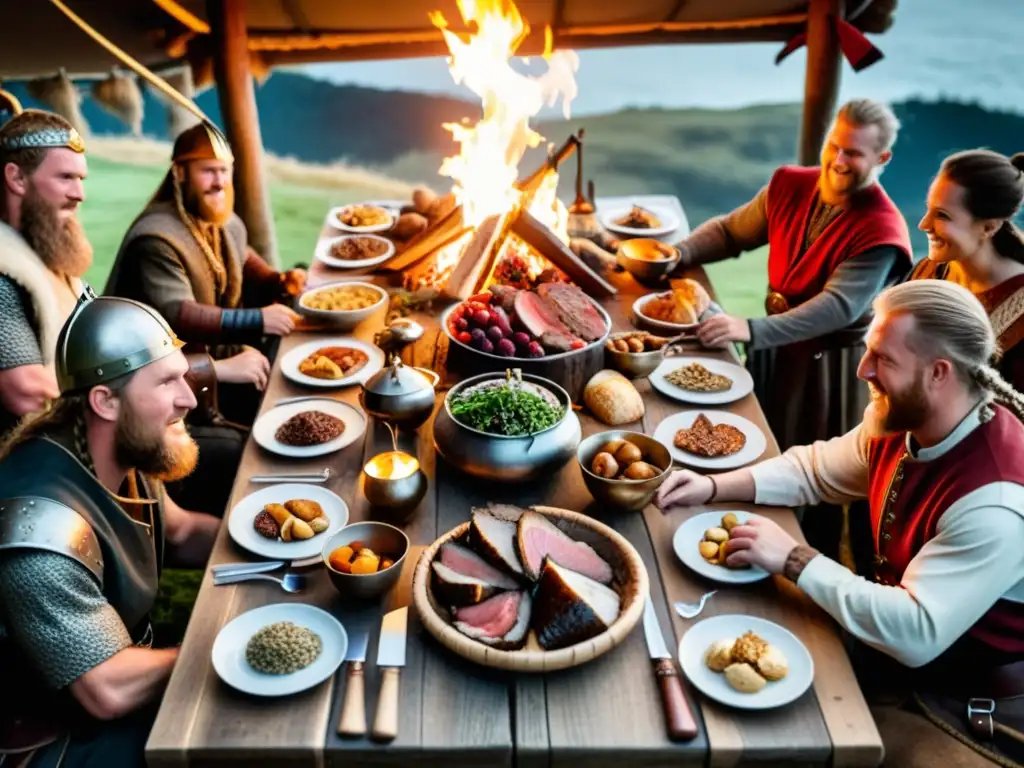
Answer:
[
  {"left": 114, "top": 401, "right": 198, "bottom": 483},
  {"left": 879, "top": 371, "right": 931, "bottom": 433},
  {"left": 19, "top": 184, "right": 93, "bottom": 277},
  {"left": 183, "top": 174, "right": 234, "bottom": 226}
]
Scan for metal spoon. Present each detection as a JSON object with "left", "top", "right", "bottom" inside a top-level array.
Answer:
[
  {"left": 674, "top": 591, "right": 716, "bottom": 619},
  {"left": 214, "top": 572, "right": 306, "bottom": 593}
]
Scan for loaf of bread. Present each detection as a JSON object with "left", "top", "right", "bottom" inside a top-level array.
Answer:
[{"left": 584, "top": 369, "right": 645, "bottom": 425}]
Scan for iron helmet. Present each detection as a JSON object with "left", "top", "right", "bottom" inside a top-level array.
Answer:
[{"left": 56, "top": 286, "right": 185, "bottom": 394}]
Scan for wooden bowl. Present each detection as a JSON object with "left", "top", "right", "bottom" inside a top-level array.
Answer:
[{"left": 411, "top": 505, "right": 648, "bottom": 672}]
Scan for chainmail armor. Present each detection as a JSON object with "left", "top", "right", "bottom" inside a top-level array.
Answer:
[{"left": 0, "top": 550, "right": 132, "bottom": 688}]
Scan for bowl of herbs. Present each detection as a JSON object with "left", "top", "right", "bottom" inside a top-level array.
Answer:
[{"left": 432, "top": 368, "right": 582, "bottom": 482}]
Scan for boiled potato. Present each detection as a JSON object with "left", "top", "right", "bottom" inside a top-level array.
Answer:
[
  {"left": 705, "top": 526, "right": 729, "bottom": 544},
  {"left": 623, "top": 460, "right": 659, "bottom": 480},
  {"left": 698, "top": 540, "right": 719, "bottom": 560},
  {"left": 721, "top": 512, "right": 740, "bottom": 532},
  {"left": 626, "top": 336, "right": 645, "bottom": 353},
  {"left": 591, "top": 451, "right": 620, "bottom": 479},
  {"left": 598, "top": 438, "right": 626, "bottom": 457},
  {"left": 704, "top": 638, "right": 735, "bottom": 672},
  {"left": 309, "top": 516, "right": 330, "bottom": 534},
  {"left": 613, "top": 441, "right": 643, "bottom": 466},
  {"left": 289, "top": 518, "right": 315, "bottom": 540}
]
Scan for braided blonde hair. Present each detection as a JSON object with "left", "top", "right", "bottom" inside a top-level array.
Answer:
[{"left": 875, "top": 280, "right": 1024, "bottom": 421}]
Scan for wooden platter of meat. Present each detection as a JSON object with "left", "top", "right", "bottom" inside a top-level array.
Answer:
[
  {"left": 411, "top": 503, "right": 647, "bottom": 672},
  {"left": 442, "top": 281, "right": 612, "bottom": 402}
]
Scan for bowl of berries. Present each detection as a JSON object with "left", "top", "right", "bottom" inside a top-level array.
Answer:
[{"left": 442, "top": 281, "right": 612, "bottom": 402}]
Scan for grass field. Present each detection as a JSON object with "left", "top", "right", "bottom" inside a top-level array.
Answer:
[{"left": 78, "top": 150, "right": 768, "bottom": 320}]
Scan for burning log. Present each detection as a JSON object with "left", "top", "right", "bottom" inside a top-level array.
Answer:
[
  {"left": 515, "top": 132, "right": 580, "bottom": 201},
  {"left": 378, "top": 204, "right": 470, "bottom": 273},
  {"left": 441, "top": 213, "right": 508, "bottom": 301},
  {"left": 510, "top": 209, "right": 617, "bottom": 298}
]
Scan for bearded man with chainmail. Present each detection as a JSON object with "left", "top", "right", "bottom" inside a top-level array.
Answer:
[
  {"left": 0, "top": 109, "right": 92, "bottom": 438},
  {"left": 105, "top": 121, "right": 304, "bottom": 515},
  {"left": 0, "top": 289, "right": 220, "bottom": 768},
  {"left": 671, "top": 98, "right": 914, "bottom": 562}
]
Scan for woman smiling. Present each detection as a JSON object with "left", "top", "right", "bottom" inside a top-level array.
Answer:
[{"left": 912, "top": 149, "right": 1024, "bottom": 388}]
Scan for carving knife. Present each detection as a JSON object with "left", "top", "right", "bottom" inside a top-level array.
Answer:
[
  {"left": 371, "top": 606, "right": 408, "bottom": 742},
  {"left": 337, "top": 624, "right": 370, "bottom": 737},
  {"left": 643, "top": 594, "right": 699, "bottom": 741}
]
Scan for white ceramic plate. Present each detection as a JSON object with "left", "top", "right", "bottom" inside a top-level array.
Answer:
[
  {"left": 672, "top": 510, "right": 770, "bottom": 584},
  {"left": 211, "top": 603, "right": 348, "bottom": 697},
  {"left": 280, "top": 337, "right": 385, "bottom": 389},
  {"left": 601, "top": 204, "right": 680, "bottom": 238},
  {"left": 649, "top": 356, "right": 754, "bottom": 405},
  {"left": 227, "top": 483, "right": 349, "bottom": 560},
  {"left": 315, "top": 233, "right": 395, "bottom": 270},
  {"left": 252, "top": 398, "right": 367, "bottom": 458},
  {"left": 654, "top": 410, "right": 766, "bottom": 470},
  {"left": 632, "top": 293, "right": 724, "bottom": 336},
  {"left": 678, "top": 614, "right": 814, "bottom": 710},
  {"left": 326, "top": 204, "right": 396, "bottom": 234}
]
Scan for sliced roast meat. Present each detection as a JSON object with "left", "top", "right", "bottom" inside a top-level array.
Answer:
[
  {"left": 438, "top": 541, "right": 519, "bottom": 589},
  {"left": 470, "top": 507, "right": 526, "bottom": 577},
  {"left": 538, "top": 329, "right": 579, "bottom": 353},
  {"left": 514, "top": 290, "right": 574, "bottom": 340},
  {"left": 515, "top": 510, "right": 614, "bottom": 584},
  {"left": 488, "top": 284, "right": 519, "bottom": 315},
  {"left": 453, "top": 590, "right": 532, "bottom": 650},
  {"left": 431, "top": 562, "right": 499, "bottom": 607},
  {"left": 536, "top": 282, "right": 607, "bottom": 342},
  {"left": 532, "top": 560, "right": 622, "bottom": 651}
]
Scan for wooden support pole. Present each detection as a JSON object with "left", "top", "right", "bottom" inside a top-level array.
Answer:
[
  {"left": 208, "top": 0, "right": 279, "bottom": 267},
  {"left": 798, "top": 0, "right": 843, "bottom": 166}
]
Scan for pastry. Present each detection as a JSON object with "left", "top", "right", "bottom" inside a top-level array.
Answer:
[
  {"left": 584, "top": 370, "right": 645, "bottom": 426},
  {"left": 732, "top": 631, "right": 769, "bottom": 666},
  {"left": 285, "top": 499, "right": 324, "bottom": 523},
  {"left": 757, "top": 644, "right": 789, "bottom": 681},
  {"left": 724, "top": 662, "right": 767, "bottom": 693},
  {"left": 704, "top": 638, "right": 735, "bottom": 672}
]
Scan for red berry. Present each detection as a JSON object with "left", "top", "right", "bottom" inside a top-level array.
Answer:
[
  {"left": 472, "top": 309, "right": 491, "bottom": 327},
  {"left": 457, "top": 331, "right": 472, "bottom": 344},
  {"left": 569, "top": 339, "right": 586, "bottom": 350},
  {"left": 526, "top": 341, "right": 545, "bottom": 358},
  {"left": 455, "top": 317, "right": 468, "bottom": 332}
]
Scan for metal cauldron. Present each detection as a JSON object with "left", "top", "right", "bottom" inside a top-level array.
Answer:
[{"left": 433, "top": 370, "right": 581, "bottom": 482}]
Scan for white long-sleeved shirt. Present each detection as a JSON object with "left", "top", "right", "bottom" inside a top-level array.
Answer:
[{"left": 749, "top": 400, "right": 1024, "bottom": 668}]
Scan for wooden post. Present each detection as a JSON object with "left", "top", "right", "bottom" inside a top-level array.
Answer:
[
  {"left": 798, "top": 0, "right": 843, "bottom": 166},
  {"left": 207, "top": 0, "right": 279, "bottom": 267}
]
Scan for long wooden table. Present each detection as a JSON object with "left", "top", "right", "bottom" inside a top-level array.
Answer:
[{"left": 145, "top": 261, "right": 883, "bottom": 767}]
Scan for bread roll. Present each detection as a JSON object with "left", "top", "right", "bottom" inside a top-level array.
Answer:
[
  {"left": 584, "top": 370, "right": 644, "bottom": 426},
  {"left": 672, "top": 277, "right": 711, "bottom": 317},
  {"left": 757, "top": 644, "right": 789, "bottom": 680},
  {"left": 704, "top": 638, "right": 735, "bottom": 672},
  {"left": 724, "top": 662, "right": 766, "bottom": 693}
]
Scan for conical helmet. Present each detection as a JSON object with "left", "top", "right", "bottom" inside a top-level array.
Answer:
[{"left": 56, "top": 286, "right": 185, "bottom": 394}]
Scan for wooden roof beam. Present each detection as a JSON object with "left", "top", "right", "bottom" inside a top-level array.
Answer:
[{"left": 798, "top": 0, "right": 843, "bottom": 165}]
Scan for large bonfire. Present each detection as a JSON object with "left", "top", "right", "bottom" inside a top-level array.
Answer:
[{"left": 427, "top": 0, "right": 580, "bottom": 286}]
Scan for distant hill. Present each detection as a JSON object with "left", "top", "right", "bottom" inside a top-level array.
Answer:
[{"left": 6, "top": 71, "right": 1024, "bottom": 252}]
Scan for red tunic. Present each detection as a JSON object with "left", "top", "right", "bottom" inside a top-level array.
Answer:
[
  {"left": 867, "top": 405, "right": 1024, "bottom": 657},
  {"left": 765, "top": 166, "right": 912, "bottom": 305}
]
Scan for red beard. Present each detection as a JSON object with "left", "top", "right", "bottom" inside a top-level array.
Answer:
[{"left": 19, "top": 185, "right": 93, "bottom": 278}]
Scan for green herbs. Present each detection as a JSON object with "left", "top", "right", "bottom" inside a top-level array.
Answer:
[{"left": 450, "top": 382, "right": 564, "bottom": 436}]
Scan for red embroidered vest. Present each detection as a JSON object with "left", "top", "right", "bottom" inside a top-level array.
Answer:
[
  {"left": 867, "top": 405, "right": 1024, "bottom": 656},
  {"left": 765, "top": 166, "right": 912, "bottom": 305}
]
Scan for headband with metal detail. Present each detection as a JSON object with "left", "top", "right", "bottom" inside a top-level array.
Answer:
[{"left": 0, "top": 126, "right": 86, "bottom": 153}]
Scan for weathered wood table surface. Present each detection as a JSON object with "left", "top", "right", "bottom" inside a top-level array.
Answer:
[{"left": 146, "top": 255, "right": 883, "bottom": 767}]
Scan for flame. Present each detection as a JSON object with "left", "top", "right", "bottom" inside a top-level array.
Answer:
[
  {"left": 429, "top": 0, "right": 579, "bottom": 281},
  {"left": 366, "top": 451, "right": 420, "bottom": 480}
]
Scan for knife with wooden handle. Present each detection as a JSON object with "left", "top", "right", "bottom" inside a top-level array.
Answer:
[
  {"left": 643, "top": 595, "right": 699, "bottom": 740},
  {"left": 337, "top": 626, "right": 370, "bottom": 737},
  {"left": 370, "top": 606, "right": 407, "bottom": 743}
]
